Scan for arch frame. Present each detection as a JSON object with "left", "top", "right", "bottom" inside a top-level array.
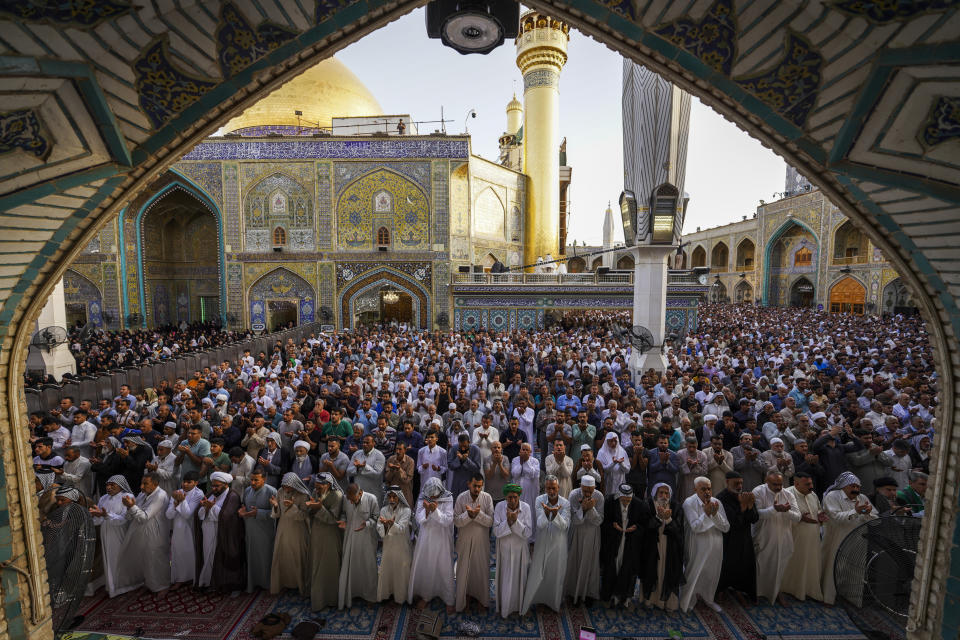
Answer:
[
  {"left": 336, "top": 167, "right": 431, "bottom": 250},
  {"left": 761, "top": 218, "right": 821, "bottom": 306},
  {"left": 131, "top": 176, "right": 227, "bottom": 328},
  {"left": 338, "top": 266, "right": 431, "bottom": 329},
  {"left": 246, "top": 266, "right": 317, "bottom": 327},
  {"left": 1, "top": 4, "right": 958, "bottom": 638}
]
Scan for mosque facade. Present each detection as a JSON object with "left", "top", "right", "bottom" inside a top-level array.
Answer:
[
  {"left": 62, "top": 43, "right": 573, "bottom": 333},
  {"left": 571, "top": 166, "right": 914, "bottom": 317}
]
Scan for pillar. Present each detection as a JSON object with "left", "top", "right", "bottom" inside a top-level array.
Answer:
[
  {"left": 516, "top": 10, "right": 568, "bottom": 268},
  {"left": 25, "top": 278, "right": 76, "bottom": 381},
  {"left": 629, "top": 245, "right": 674, "bottom": 374}
]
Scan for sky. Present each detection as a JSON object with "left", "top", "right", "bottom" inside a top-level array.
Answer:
[{"left": 335, "top": 8, "right": 787, "bottom": 244}]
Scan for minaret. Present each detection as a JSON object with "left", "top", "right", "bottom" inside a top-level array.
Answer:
[
  {"left": 498, "top": 95, "right": 523, "bottom": 171},
  {"left": 516, "top": 10, "right": 569, "bottom": 268},
  {"left": 602, "top": 202, "right": 616, "bottom": 268},
  {"left": 621, "top": 60, "right": 691, "bottom": 243}
]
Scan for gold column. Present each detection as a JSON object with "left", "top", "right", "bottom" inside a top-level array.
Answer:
[{"left": 516, "top": 10, "right": 569, "bottom": 268}]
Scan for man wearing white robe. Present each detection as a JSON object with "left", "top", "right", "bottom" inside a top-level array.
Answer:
[
  {"left": 752, "top": 471, "right": 800, "bottom": 605},
  {"left": 781, "top": 472, "right": 825, "bottom": 601},
  {"left": 408, "top": 477, "right": 456, "bottom": 609},
  {"left": 510, "top": 443, "right": 540, "bottom": 540},
  {"left": 821, "top": 471, "right": 877, "bottom": 604},
  {"left": 165, "top": 471, "right": 203, "bottom": 584},
  {"left": 597, "top": 432, "right": 630, "bottom": 496},
  {"left": 522, "top": 476, "right": 570, "bottom": 613},
  {"left": 338, "top": 483, "right": 380, "bottom": 607},
  {"left": 545, "top": 441, "right": 574, "bottom": 497},
  {"left": 120, "top": 472, "right": 170, "bottom": 592},
  {"left": 149, "top": 440, "right": 179, "bottom": 498},
  {"left": 494, "top": 483, "right": 532, "bottom": 618},
  {"left": 679, "top": 476, "right": 730, "bottom": 613},
  {"left": 416, "top": 431, "right": 447, "bottom": 486},
  {"left": 350, "top": 435, "right": 386, "bottom": 503},
  {"left": 376, "top": 486, "right": 412, "bottom": 604},
  {"left": 89, "top": 475, "right": 135, "bottom": 597},
  {"left": 565, "top": 475, "right": 604, "bottom": 605},
  {"left": 196, "top": 471, "right": 233, "bottom": 587},
  {"left": 454, "top": 474, "right": 494, "bottom": 612}
]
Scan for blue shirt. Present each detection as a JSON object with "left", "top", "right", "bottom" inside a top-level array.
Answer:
[{"left": 556, "top": 393, "right": 582, "bottom": 417}]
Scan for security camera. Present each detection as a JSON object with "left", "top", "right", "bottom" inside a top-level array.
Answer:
[{"left": 470, "top": 110, "right": 477, "bottom": 118}]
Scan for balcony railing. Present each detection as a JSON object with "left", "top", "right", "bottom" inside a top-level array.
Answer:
[
  {"left": 451, "top": 272, "right": 633, "bottom": 285},
  {"left": 735, "top": 263, "right": 755, "bottom": 271},
  {"left": 832, "top": 255, "right": 869, "bottom": 265}
]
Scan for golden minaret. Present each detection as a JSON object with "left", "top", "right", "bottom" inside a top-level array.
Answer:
[{"left": 516, "top": 10, "right": 569, "bottom": 268}]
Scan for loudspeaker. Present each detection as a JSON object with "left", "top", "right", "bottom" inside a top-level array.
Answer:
[
  {"left": 378, "top": 246, "right": 387, "bottom": 252},
  {"left": 457, "top": 266, "right": 471, "bottom": 273},
  {"left": 273, "top": 247, "right": 283, "bottom": 253}
]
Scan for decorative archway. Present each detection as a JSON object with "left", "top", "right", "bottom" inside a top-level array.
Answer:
[
  {"left": 763, "top": 219, "right": 819, "bottom": 306},
  {"left": 789, "top": 277, "right": 816, "bottom": 308},
  {"left": 337, "top": 169, "right": 429, "bottom": 250},
  {"left": 882, "top": 278, "right": 916, "bottom": 316},
  {"left": 691, "top": 245, "right": 707, "bottom": 268},
  {"left": 736, "top": 238, "right": 755, "bottom": 270},
  {"left": 832, "top": 219, "right": 869, "bottom": 265},
  {"left": 2, "top": 4, "right": 960, "bottom": 638},
  {"left": 62, "top": 269, "right": 104, "bottom": 329},
  {"left": 247, "top": 268, "right": 316, "bottom": 330},
  {"left": 829, "top": 276, "right": 866, "bottom": 314},
  {"left": 711, "top": 242, "right": 729, "bottom": 272},
  {"left": 132, "top": 177, "right": 226, "bottom": 328},
  {"left": 338, "top": 267, "right": 430, "bottom": 329},
  {"left": 567, "top": 257, "right": 586, "bottom": 273},
  {"left": 735, "top": 280, "right": 753, "bottom": 303},
  {"left": 616, "top": 254, "right": 635, "bottom": 270}
]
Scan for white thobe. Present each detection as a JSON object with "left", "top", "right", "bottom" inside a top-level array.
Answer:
[
  {"left": 376, "top": 504, "right": 412, "bottom": 604},
  {"left": 121, "top": 489, "right": 171, "bottom": 592},
  {"left": 197, "top": 489, "right": 229, "bottom": 587},
  {"left": 155, "top": 454, "right": 179, "bottom": 498},
  {"left": 752, "top": 484, "right": 800, "bottom": 602},
  {"left": 522, "top": 495, "right": 570, "bottom": 613},
  {"left": 61, "top": 456, "right": 93, "bottom": 496},
  {"left": 564, "top": 489, "right": 604, "bottom": 602},
  {"left": 544, "top": 455, "right": 574, "bottom": 497},
  {"left": 678, "top": 495, "right": 729, "bottom": 612},
  {"left": 781, "top": 486, "right": 823, "bottom": 601},
  {"left": 514, "top": 407, "right": 536, "bottom": 446},
  {"left": 70, "top": 421, "right": 98, "bottom": 458},
  {"left": 416, "top": 445, "right": 447, "bottom": 486},
  {"left": 230, "top": 455, "right": 254, "bottom": 494},
  {"left": 350, "top": 448, "right": 386, "bottom": 503},
  {"left": 820, "top": 490, "right": 877, "bottom": 604},
  {"left": 94, "top": 492, "right": 134, "bottom": 597},
  {"left": 494, "top": 501, "right": 532, "bottom": 618},
  {"left": 408, "top": 498, "right": 455, "bottom": 605},
  {"left": 511, "top": 457, "right": 540, "bottom": 540},
  {"left": 471, "top": 426, "right": 499, "bottom": 470},
  {"left": 165, "top": 487, "right": 203, "bottom": 583}
]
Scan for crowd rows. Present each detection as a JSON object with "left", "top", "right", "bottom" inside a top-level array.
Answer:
[
  {"left": 56, "top": 321, "right": 248, "bottom": 378},
  {"left": 35, "top": 304, "right": 937, "bottom": 619}
]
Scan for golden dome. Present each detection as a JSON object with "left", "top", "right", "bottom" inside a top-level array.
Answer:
[
  {"left": 507, "top": 94, "right": 522, "bottom": 111},
  {"left": 224, "top": 57, "right": 382, "bottom": 133}
]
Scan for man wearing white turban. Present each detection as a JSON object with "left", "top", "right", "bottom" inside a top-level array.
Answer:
[
  {"left": 820, "top": 471, "right": 876, "bottom": 604},
  {"left": 565, "top": 474, "right": 604, "bottom": 605},
  {"left": 289, "top": 440, "right": 315, "bottom": 487},
  {"left": 196, "top": 470, "right": 245, "bottom": 590}
]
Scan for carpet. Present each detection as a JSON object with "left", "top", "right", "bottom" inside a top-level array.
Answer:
[{"left": 71, "top": 588, "right": 868, "bottom": 640}]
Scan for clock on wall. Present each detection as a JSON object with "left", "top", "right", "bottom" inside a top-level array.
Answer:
[{"left": 698, "top": 274, "right": 709, "bottom": 285}]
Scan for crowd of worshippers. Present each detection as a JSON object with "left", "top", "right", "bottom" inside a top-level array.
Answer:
[
  {"left": 33, "top": 303, "right": 936, "bottom": 616},
  {"left": 51, "top": 321, "right": 249, "bottom": 379}
]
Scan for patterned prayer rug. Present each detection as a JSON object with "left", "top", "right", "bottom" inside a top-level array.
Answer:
[{"left": 69, "top": 589, "right": 868, "bottom": 640}]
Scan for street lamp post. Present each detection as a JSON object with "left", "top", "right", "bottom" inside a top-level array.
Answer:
[{"left": 621, "top": 184, "right": 680, "bottom": 375}]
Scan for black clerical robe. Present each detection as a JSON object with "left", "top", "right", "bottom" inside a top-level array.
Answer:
[
  {"left": 599, "top": 496, "right": 647, "bottom": 601},
  {"left": 194, "top": 490, "right": 246, "bottom": 591},
  {"left": 639, "top": 497, "right": 684, "bottom": 603},
  {"left": 715, "top": 488, "right": 759, "bottom": 599}
]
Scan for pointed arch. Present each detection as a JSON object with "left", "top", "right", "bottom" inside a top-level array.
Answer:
[
  {"left": 337, "top": 168, "right": 430, "bottom": 250},
  {"left": 762, "top": 219, "right": 820, "bottom": 306},
  {"left": 711, "top": 241, "right": 729, "bottom": 272},
  {"left": 247, "top": 267, "right": 316, "bottom": 328},
  {"left": 617, "top": 254, "right": 635, "bottom": 270},
  {"left": 829, "top": 275, "right": 866, "bottom": 314},
  {"left": 338, "top": 267, "right": 431, "bottom": 329},
  {"left": 474, "top": 186, "right": 506, "bottom": 239},
  {"left": 832, "top": 219, "right": 869, "bottom": 265},
  {"left": 133, "top": 176, "right": 226, "bottom": 328},
  {"left": 691, "top": 245, "right": 706, "bottom": 268},
  {"left": 735, "top": 280, "right": 753, "bottom": 303},
  {"left": 736, "top": 238, "right": 756, "bottom": 270},
  {"left": 63, "top": 269, "right": 105, "bottom": 329}
]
